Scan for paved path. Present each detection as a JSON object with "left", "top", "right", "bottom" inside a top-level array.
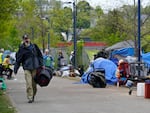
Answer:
[{"left": 5, "top": 68, "right": 150, "bottom": 113}]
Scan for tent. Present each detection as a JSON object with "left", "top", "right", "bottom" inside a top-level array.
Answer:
[
  {"left": 141, "top": 52, "right": 150, "bottom": 67},
  {"left": 111, "top": 48, "right": 135, "bottom": 57},
  {"left": 105, "top": 40, "right": 134, "bottom": 51},
  {"left": 81, "top": 58, "right": 117, "bottom": 85},
  {"left": 105, "top": 40, "right": 135, "bottom": 64}
]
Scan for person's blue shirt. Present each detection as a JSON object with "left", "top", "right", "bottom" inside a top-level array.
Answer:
[{"left": 43, "top": 54, "right": 54, "bottom": 69}]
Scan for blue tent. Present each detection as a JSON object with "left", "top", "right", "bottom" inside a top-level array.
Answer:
[
  {"left": 81, "top": 58, "right": 117, "bottom": 85},
  {"left": 109, "top": 47, "right": 134, "bottom": 65},
  {"left": 105, "top": 40, "right": 134, "bottom": 51},
  {"left": 111, "top": 48, "right": 134, "bottom": 57},
  {"left": 141, "top": 52, "right": 150, "bottom": 67}
]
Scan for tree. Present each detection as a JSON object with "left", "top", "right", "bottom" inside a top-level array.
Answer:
[
  {"left": 76, "top": 1, "right": 92, "bottom": 29},
  {"left": 0, "top": 0, "right": 20, "bottom": 49},
  {"left": 82, "top": 3, "right": 150, "bottom": 50}
]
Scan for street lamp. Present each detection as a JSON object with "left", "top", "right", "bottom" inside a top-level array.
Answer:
[
  {"left": 137, "top": 0, "right": 141, "bottom": 76},
  {"left": 137, "top": 0, "right": 141, "bottom": 62},
  {"left": 41, "top": 17, "right": 51, "bottom": 52},
  {"left": 40, "top": 17, "right": 45, "bottom": 53},
  {"left": 73, "top": 1, "right": 77, "bottom": 68},
  {"left": 64, "top": 0, "right": 77, "bottom": 68},
  {"left": 45, "top": 17, "right": 50, "bottom": 51}
]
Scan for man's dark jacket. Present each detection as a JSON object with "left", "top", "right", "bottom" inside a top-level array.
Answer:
[{"left": 14, "top": 43, "right": 43, "bottom": 74}]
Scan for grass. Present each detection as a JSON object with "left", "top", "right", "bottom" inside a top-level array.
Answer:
[
  {"left": 85, "top": 49, "right": 99, "bottom": 61},
  {"left": 0, "top": 90, "right": 16, "bottom": 113}
]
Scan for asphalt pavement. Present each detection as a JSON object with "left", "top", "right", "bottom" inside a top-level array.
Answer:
[{"left": 5, "top": 67, "right": 150, "bottom": 113}]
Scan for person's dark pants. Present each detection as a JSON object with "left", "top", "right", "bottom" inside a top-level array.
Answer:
[
  {"left": 0, "top": 65, "right": 3, "bottom": 77},
  {"left": 6, "top": 68, "right": 13, "bottom": 79}
]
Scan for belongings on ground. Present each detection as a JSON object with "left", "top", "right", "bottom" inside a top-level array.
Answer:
[
  {"left": 87, "top": 69, "right": 106, "bottom": 88},
  {"left": 0, "top": 78, "right": 7, "bottom": 90}
]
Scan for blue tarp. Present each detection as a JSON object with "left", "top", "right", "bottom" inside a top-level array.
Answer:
[
  {"left": 115, "top": 49, "right": 150, "bottom": 67},
  {"left": 81, "top": 58, "right": 117, "bottom": 85},
  {"left": 141, "top": 52, "right": 150, "bottom": 67},
  {"left": 111, "top": 48, "right": 134, "bottom": 57},
  {"left": 109, "top": 48, "right": 134, "bottom": 65}
]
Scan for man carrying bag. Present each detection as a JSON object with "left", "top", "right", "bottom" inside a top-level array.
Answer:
[{"left": 14, "top": 34, "right": 43, "bottom": 103}]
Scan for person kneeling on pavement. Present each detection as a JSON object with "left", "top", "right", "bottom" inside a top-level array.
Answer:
[{"left": 2, "top": 55, "right": 13, "bottom": 79}]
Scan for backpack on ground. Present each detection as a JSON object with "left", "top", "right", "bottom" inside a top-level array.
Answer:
[{"left": 87, "top": 69, "right": 106, "bottom": 88}]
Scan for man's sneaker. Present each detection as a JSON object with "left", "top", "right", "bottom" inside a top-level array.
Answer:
[
  {"left": 32, "top": 96, "right": 35, "bottom": 102},
  {"left": 28, "top": 100, "right": 33, "bottom": 103}
]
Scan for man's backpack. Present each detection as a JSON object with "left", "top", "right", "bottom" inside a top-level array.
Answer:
[{"left": 87, "top": 69, "right": 106, "bottom": 88}]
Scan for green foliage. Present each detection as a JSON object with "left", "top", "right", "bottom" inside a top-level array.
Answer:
[
  {"left": 0, "top": 0, "right": 20, "bottom": 49},
  {"left": 76, "top": 40, "right": 84, "bottom": 67},
  {"left": 104, "top": 32, "right": 122, "bottom": 45},
  {"left": 0, "top": 0, "right": 19, "bottom": 20},
  {"left": 0, "top": 0, "right": 150, "bottom": 53},
  {"left": 85, "top": 49, "right": 99, "bottom": 61},
  {"left": 76, "top": 1, "right": 92, "bottom": 29},
  {"left": 77, "top": 12, "right": 91, "bottom": 28},
  {"left": 49, "top": 8, "right": 72, "bottom": 33},
  {"left": 142, "top": 35, "right": 150, "bottom": 52},
  {"left": 95, "top": 6, "right": 104, "bottom": 18}
]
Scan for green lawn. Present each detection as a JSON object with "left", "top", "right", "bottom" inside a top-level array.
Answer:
[
  {"left": 85, "top": 49, "right": 99, "bottom": 61},
  {"left": 0, "top": 90, "right": 16, "bottom": 113}
]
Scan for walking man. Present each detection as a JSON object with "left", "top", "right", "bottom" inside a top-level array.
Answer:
[{"left": 14, "top": 34, "right": 43, "bottom": 103}]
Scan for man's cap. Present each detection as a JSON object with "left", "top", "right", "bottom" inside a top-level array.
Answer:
[
  {"left": 45, "top": 49, "right": 49, "bottom": 52},
  {"left": 71, "top": 51, "right": 74, "bottom": 54},
  {"left": 22, "top": 34, "right": 29, "bottom": 39}
]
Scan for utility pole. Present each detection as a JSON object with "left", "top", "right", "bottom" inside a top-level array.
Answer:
[
  {"left": 45, "top": 17, "right": 50, "bottom": 51},
  {"left": 63, "top": 0, "right": 77, "bottom": 68},
  {"left": 133, "top": 0, "right": 137, "bottom": 57},
  {"left": 137, "top": 0, "right": 141, "bottom": 76},
  {"left": 137, "top": 0, "right": 141, "bottom": 62},
  {"left": 73, "top": 0, "right": 77, "bottom": 68}
]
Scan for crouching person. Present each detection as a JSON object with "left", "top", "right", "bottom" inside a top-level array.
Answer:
[
  {"left": 2, "top": 55, "right": 13, "bottom": 79},
  {"left": 116, "top": 59, "right": 129, "bottom": 86}
]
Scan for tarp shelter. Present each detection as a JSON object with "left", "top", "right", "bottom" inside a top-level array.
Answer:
[
  {"left": 141, "top": 52, "right": 150, "bottom": 67},
  {"left": 105, "top": 40, "right": 135, "bottom": 64},
  {"left": 81, "top": 58, "right": 117, "bottom": 85},
  {"left": 105, "top": 40, "right": 134, "bottom": 51},
  {"left": 111, "top": 48, "right": 135, "bottom": 57}
]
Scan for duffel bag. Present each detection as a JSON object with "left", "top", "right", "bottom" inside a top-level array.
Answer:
[{"left": 34, "top": 67, "right": 53, "bottom": 87}]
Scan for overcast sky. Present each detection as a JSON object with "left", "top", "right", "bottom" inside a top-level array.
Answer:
[{"left": 60, "top": 0, "right": 150, "bottom": 11}]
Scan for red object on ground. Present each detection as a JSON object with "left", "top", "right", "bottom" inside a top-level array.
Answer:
[{"left": 145, "top": 83, "right": 150, "bottom": 98}]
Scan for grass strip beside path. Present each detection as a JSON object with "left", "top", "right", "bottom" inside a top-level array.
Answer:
[{"left": 0, "top": 90, "right": 16, "bottom": 113}]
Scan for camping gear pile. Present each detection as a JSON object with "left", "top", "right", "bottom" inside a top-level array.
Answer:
[
  {"left": 81, "top": 57, "right": 117, "bottom": 87},
  {"left": 81, "top": 40, "right": 150, "bottom": 90},
  {"left": 105, "top": 40, "right": 150, "bottom": 94},
  {"left": 53, "top": 65, "right": 80, "bottom": 77}
]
